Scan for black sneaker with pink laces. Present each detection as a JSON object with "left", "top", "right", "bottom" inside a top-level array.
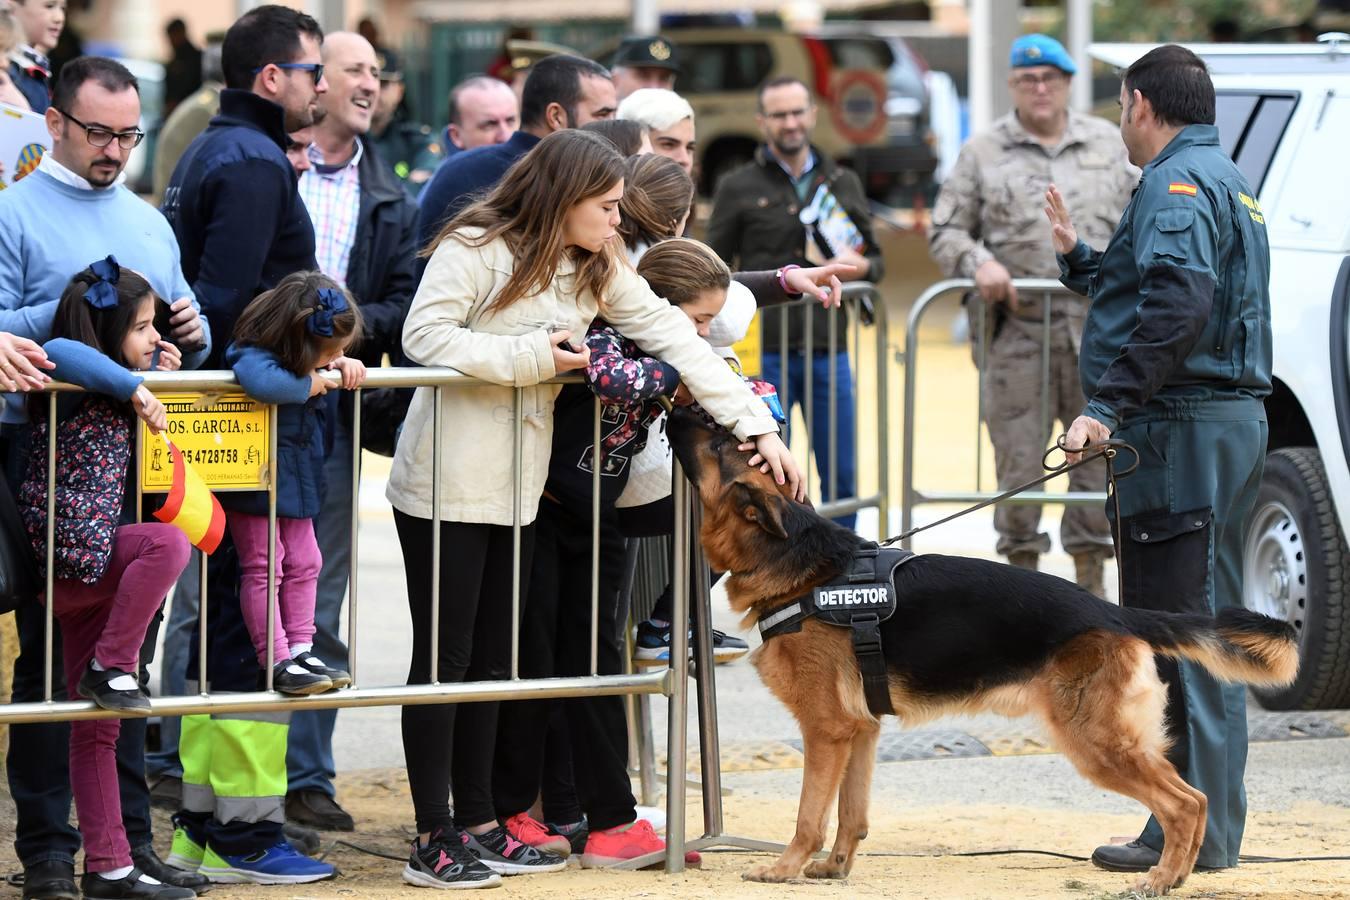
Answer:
[{"left": 403, "top": 826, "right": 501, "bottom": 890}]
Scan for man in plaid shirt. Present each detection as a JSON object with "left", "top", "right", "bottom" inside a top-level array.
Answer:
[{"left": 290, "top": 30, "right": 419, "bottom": 832}]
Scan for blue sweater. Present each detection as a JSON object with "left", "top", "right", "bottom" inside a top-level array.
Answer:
[
  {"left": 0, "top": 166, "right": 212, "bottom": 423},
  {"left": 222, "top": 343, "right": 328, "bottom": 520},
  {"left": 161, "top": 90, "right": 317, "bottom": 365},
  {"left": 415, "top": 130, "right": 541, "bottom": 253}
]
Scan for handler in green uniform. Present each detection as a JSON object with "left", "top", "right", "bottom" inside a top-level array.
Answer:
[{"left": 1050, "top": 45, "right": 1272, "bottom": 872}]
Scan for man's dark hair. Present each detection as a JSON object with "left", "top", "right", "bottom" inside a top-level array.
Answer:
[
  {"left": 757, "top": 75, "right": 810, "bottom": 112},
  {"left": 520, "top": 55, "right": 610, "bottom": 129},
  {"left": 221, "top": 4, "right": 324, "bottom": 91},
  {"left": 1123, "top": 44, "right": 1215, "bottom": 127},
  {"left": 50, "top": 56, "right": 139, "bottom": 112},
  {"left": 166, "top": 18, "right": 188, "bottom": 37}
]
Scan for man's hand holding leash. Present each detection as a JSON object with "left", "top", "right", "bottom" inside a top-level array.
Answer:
[{"left": 1063, "top": 414, "right": 1112, "bottom": 464}]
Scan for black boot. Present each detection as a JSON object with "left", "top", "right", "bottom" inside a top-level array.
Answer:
[{"left": 20, "top": 860, "right": 79, "bottom": 900}]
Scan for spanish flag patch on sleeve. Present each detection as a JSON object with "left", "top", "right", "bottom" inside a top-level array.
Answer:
[{"left": 1168, "top": 182, "right": 1198, "bottom": 196}]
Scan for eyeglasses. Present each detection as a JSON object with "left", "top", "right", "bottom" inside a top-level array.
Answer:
[
  {"left": 252, "top": 61, "right": 326, "bottom": 86},
  {"left": 55, "top": 108, "right": 145, "bottom": 150},
  {"left": 1012, "top": 71, "right": 1068, "bottom": 91},
  {"left": 762, "top": 107, "right": 811, "bottom": 122}
]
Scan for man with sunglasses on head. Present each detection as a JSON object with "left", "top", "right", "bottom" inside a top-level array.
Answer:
[
  {"left": 159, "top": 3, "right": 336, "bottom": 889},
  {"left": 929, "top": 34, "right": 1137, "bottom": 593},
  {"left": 0, "top": 55, "right": 212, "bottom": 900}
]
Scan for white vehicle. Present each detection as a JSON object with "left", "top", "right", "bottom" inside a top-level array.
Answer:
[{"left": 1093, "top": 37, "right": 1350, "bottom": 709}]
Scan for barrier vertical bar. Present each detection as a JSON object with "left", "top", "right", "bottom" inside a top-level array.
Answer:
[
  {"left": 430, "top": 386, "right": 442, "bottom": 685},
  {"left": 1040, "top": 292, "right": 1052, "bottom": 451},
  {"left": 663, "top": 465, "right": 690, "bottom": 874},
  {"left": 265, "top": 402, "right": 278, "bottom": 691},
  {"left": 875, "top": 294, "right": 890, "bottom": 535},
  {"left": 975, "top": 297, "right": 987, "bottom": 492},
  {"left": 348, "top": 389, "right": 361, "bottom": 686},
  {"left": 43, "top": 392, "right": 56, "bottom": 702},
  {"left": 511, "top": 388, "right": 523, "bottom": 681},
  {"left": 803, "top": 307, "right": 814, "bottom": 501},
  {"left": 827, "top": 302, "right": 838, "bottom": 505},
  {"left": 591, "top": 396, "right": 602, "bottom": 676}
]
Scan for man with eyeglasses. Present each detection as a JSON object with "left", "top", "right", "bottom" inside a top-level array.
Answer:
[
  {"left": 0, "top": 55, "right": 213, "bottom": 900},
  {"left": 929, "top": 34, "right": 1137, "bottom": 594},
  {"left": 159, "top": 3, "right": 336, "bottom": 889},
  {"left": 706, "top": 76, "right": 883, "bottom": 531}
]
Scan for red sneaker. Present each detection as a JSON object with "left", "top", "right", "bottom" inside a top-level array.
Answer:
[
  {"left": 504, "top": 812, "right": 572, "bottom": 858},
  {"left": 579, "top": 819, "right": 701, "bottom": 869}
]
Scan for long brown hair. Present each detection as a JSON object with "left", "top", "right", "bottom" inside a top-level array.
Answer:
[
  {"left": 618, "top": 153, "right": 694, "bottom": 252},
  {"left": 433, "top": 129, "right": 627, "bottom": 316},
  {"left": 636, "top": 238, "right": 730, "bottom": 307},
  {"left": 232, "top": 271, "right": 364, "bottom": 376}
]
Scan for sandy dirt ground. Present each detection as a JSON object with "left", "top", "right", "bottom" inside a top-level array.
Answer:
[{"left": 109, "top": 766, "right": 1347, "bottom": 900}]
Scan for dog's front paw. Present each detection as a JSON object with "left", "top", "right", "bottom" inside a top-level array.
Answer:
[
  {"left": 1134, "top": 866, "right": 1178, "bottom": 896},
  {"left": 744, "top": 863, "right": 794, "bottom": 883},
  {"left": 804, "top": 857, "right": 847, "bottom": 879}
]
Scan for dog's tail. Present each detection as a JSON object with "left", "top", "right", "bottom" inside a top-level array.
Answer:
[{"left": 1123, "top": 606, "right": 1299, "bottom": 688}]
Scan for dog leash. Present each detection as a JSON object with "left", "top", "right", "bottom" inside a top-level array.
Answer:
[{"left": 878, "top": 436, "right": 1139, "bottom": 601}]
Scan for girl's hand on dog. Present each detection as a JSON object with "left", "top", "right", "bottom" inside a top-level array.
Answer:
[{"left": 740, "top": 432, "right": 805, "bottom": 501}]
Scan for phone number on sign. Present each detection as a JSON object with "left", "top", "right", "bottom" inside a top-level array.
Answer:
[{"left": 176, "top": 447, "right": 241, "bottom": 465}]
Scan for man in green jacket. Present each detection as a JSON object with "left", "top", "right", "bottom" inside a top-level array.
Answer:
[
  {"left": 704, "top": 76, "right": 882, "bottom": 528},
  {"left": 1051, "top": 44, "right": 1272, "bottom": 873}
]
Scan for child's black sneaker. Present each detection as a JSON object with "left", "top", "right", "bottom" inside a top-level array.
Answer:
[
  {"left": 543, "top": 817, "right": 589, "bottom": 857},
  {"left": 78, "top": 662, "right": 151, "bottom": 714},
  {"left": 271, "top": 660, "right": 332, "bottom": 696},
  {"left": 402, "top": 826, "right": 501, "bottom": 890},
  {"left": 461, "top": 826, "right": 566, "bottom": 875},
  {"left": 292, "top": 650, "right": 351, "bottom": 689}
]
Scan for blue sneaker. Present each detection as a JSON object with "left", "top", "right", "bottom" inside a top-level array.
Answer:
[
  {"left": 199, "top": 841, "right": 336, "bottom": 884},
  {"left": 633, "top": 620, "right": 749, "bottom": 666}
]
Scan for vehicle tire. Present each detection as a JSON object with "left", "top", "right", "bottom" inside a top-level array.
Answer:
[{"left": 1242, "top": 446, "right": 1350, "bottom": 709}]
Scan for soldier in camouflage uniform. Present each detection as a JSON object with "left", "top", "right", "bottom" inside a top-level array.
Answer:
[{"left": 929, "top": 34, "right": 1137, "bottom": 593}]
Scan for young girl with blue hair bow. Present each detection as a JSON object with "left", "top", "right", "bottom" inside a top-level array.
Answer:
[{"left": 224, "top": 271, "right": 365, "bottom": 696}]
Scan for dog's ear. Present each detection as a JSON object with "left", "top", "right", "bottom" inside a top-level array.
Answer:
[{"left": 731, "top": 482, "right": 789, "bottom": 540}]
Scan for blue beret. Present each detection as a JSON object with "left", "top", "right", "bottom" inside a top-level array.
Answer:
[{"left": 1010, "top": 34, "right": 1077, "bottom": 75}]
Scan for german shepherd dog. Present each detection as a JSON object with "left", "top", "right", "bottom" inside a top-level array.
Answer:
[{"left": 666, "top": 408, "right": 1298, "bottom": 896}]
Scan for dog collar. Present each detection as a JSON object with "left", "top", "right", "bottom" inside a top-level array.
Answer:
[{"left": 757, "top": 543, "right": 915, "bottom": 716}]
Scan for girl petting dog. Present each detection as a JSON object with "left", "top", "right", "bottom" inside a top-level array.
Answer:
[{"left": 387, "top": 129, "right": 801, "bottom": 889}]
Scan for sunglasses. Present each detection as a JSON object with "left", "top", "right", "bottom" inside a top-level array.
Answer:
[{"left": 253, "top": 61, "right": 325, "bottom": 86}]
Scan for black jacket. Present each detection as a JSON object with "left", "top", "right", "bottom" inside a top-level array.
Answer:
[
  {"left": 161, "top": 89, "right": 317, "bottom": 365},
  {"left": 346, "top": 137, "right": 418, "bottom": 367},
  {"left": 705, "top": 145, "right": 884, "bottom": 352}
]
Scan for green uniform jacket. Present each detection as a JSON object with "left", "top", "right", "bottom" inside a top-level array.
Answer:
[{"left": 1058, "top": 124, "right": 1272, "bottom": 430}]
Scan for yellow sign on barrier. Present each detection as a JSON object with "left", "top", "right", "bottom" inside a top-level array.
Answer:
[
  {"left": 730, "top": 311, "right": 762, "bottom": 378},
  {"left": 140, "top": 393, "right": 269, "bottom": 491}
]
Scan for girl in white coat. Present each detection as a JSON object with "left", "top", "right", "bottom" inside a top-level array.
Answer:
[{"left": 389, "top": 129, "right": 801, "bottom": 889}]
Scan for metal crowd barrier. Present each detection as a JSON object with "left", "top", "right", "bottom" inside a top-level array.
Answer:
[
  {"left": 900, "top": 277, "right": 1109, "bottom": 547},
  {"left": 0, "top": 279, "right": 894, "bottom": 873},
  {"left": 754, "top": 281, "right": 890, "bottom": 523}
]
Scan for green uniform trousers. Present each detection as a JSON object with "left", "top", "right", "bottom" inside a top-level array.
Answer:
[{"left": 1110, "top": 410, "right": 1266, "bottom": 869}]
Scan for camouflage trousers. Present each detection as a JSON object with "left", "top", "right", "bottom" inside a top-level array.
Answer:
[{"left": 976, "top": 311, "right": 1114, "bottom": 558}]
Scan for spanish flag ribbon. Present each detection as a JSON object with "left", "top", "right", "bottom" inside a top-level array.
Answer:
[
  {"left": 1168, "top": 182, "right": 1198, "bottom": 196},
  {"left": 153, "top": 434, "right": 226, "bottom": 554}
]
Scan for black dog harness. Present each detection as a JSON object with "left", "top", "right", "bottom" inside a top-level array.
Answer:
[{"left": 756, "top": 543, "right": 915, "bottom": 716}]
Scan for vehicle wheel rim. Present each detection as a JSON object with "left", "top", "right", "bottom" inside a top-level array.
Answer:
[{"left": 1243, "top": 500, "right": 1307, "bottom": 636}]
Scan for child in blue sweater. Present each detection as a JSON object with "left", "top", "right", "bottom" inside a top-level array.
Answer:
[
  {"left": 19, "top": 257, "right": 196, "bottom": 898},
  {"left": 224, "top": 271, "right": 365, "bottom": 696}
]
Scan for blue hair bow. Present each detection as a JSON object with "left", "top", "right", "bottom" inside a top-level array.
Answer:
[
  {"left": 307, "top": 286, "right": 349, "bottom": 338},
  {"left": 83, "top": 256, "right": 121, "bottom": 310}
]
